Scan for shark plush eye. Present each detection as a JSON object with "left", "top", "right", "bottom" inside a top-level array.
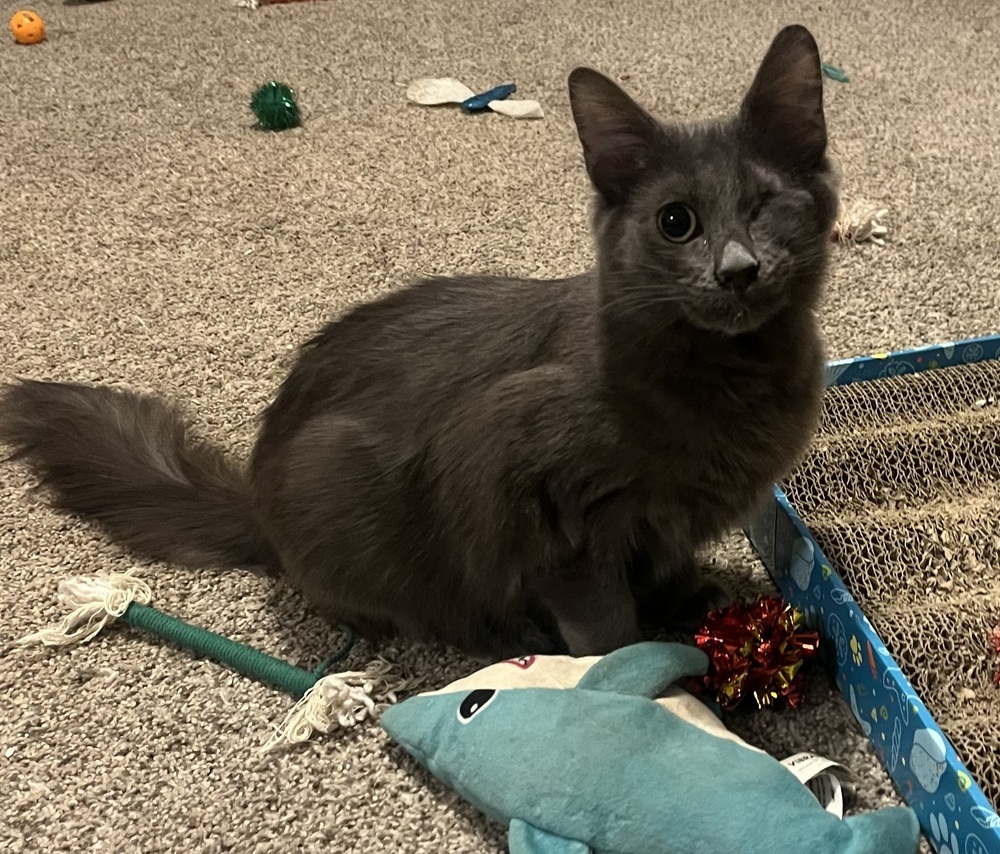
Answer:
[{"left": 457, "top": 689, "right": 497, "bottom": 724}]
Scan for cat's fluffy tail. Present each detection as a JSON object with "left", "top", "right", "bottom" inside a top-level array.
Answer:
[{"left": 0, "top": 379, "right": 278, "bottom": 571}]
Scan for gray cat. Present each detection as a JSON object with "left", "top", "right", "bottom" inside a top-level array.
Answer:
[{"left": 0, "top": 25, "right": 837, "bottom": 659}]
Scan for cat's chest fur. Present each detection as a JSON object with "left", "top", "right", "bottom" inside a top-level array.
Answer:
[{"left": 607, "top": 315, "right": 824, "bottom": 546}]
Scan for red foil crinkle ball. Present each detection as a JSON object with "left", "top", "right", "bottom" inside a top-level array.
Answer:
[{"left": 693, "top": 595, "right": 820, "bottom": 712}]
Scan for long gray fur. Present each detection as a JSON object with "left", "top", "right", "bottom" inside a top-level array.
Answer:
[{"left": 0, "top": 25, "right": 837, "bottom": 660}]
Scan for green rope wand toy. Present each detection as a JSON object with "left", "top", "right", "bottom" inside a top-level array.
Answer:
[{"left": 16, "top": 572, "right": 421, "bottom": 752}]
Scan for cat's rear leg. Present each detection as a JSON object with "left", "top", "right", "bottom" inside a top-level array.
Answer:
[
  {"left": 256, "top": 414, "right": 442, "bottom": 645},
  {"left": 259, "top": 413, "right": 545, "bottom": 656}
]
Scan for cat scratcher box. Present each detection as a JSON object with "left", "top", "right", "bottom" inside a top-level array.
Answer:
[{"left": 745, "top": 334, "right": 1000, "bottom": 854}]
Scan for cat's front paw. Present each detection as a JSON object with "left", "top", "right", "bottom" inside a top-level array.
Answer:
[
  {"left": 476, "top": 615, "right": 568, "bottom": 662},
  {"left": 635, "top": 576, "right": 734, "bottom": 635},
  {"left": 672, "top": 580, "right": 734, "bottom": 632}
]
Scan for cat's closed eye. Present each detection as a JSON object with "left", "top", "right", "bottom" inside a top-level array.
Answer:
[
  {"left": 748, "top": 193, "right": 775, "bottom": 220},
  {"left": 657, "top": 202, "right": 702, "bottom": 243}
]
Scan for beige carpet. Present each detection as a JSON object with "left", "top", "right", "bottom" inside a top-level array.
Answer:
[{"left": 2, "top": 0, "right": 998, "bottom": 850}]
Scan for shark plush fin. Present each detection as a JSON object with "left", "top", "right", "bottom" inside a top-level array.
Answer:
[
  {"left": 509, "top": 819, "right": 592, "bottom": 854},
  {"left": 574, "top": 642, "right": 708, "bottom": 697},
  {"left": 841, "top": 806, "right": 920, "bottom": 854}
]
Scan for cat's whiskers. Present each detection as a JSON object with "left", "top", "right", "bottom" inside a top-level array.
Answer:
[
  {"left": 598, "top": 276, "right": 690, "bottom": 323},
  {"left": 599, "top": 291, "right": 686, "bottom": 316}
]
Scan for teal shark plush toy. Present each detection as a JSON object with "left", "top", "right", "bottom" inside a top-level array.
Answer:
[{"left": 381, "top": 642, "right": 920, "bottom": 854}]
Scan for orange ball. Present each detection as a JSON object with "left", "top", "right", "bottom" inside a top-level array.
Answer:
[{"left": 10, "top": 10, "right": 45, "bottom": 45}]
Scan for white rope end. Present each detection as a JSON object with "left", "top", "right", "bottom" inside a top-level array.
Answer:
[
  {"left": 833, "top": 202, "right": 890, "bottom": 245},
  {"left": 261, "top": 658, "right": 422, "bottom": 753},
  {"left": 16, "top": 571, "right": 152, "bottom": 648}
]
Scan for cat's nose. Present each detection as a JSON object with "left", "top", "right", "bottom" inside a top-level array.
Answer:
[{"left": 715, "top": 240, "right": 759, "bottom": 291}]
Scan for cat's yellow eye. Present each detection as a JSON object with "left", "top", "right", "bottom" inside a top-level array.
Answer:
[{"left": 657, "top": 203, "right": 701, "bottom": 243}]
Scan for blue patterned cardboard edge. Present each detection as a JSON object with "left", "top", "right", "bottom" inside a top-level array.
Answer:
[
  {"left": 746, "top": 334, "right": 1000, "bottom": 854},
  {"left": 824, "top": 334, "right": 1000, "bottom": 387},
  {"left": 745, "top": 493, "right": 1000, "bottom": 853}
]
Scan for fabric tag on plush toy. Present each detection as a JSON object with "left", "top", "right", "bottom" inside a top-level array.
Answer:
[{"left": 781, "top": 752, "right": 854, "bottom": 818}]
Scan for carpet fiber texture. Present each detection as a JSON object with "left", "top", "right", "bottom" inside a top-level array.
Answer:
[{"left": 2, "top": 1, "right": 998, "bottom": 851}]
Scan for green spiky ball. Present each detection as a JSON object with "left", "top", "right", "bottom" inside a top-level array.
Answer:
[{"left": 250, "top": 81, "right": 301, "bottom": 131}]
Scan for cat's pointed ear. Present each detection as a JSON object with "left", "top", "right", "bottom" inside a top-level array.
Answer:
[
  {"left": 568, "top": 68, "right": 664, "bottom": 205},
  {"left": 740, "top": 25, "right": 827, "bottom": 172}
]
